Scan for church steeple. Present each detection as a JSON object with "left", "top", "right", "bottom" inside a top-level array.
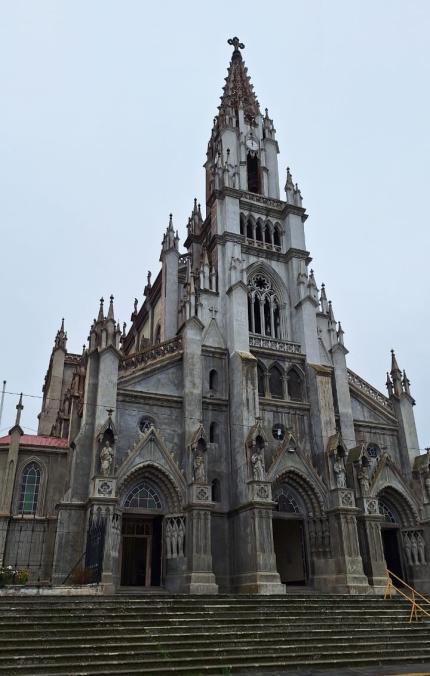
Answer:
[
  {"left": 217, "top": 37, "right": 259, "bottom": 129},
  {"left": 205, "top": 38, "right": 280, "bottom": 203}
]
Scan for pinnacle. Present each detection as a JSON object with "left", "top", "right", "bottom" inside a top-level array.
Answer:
[{"left": 218, "top": 38, "right": 260, "bottom": 125}]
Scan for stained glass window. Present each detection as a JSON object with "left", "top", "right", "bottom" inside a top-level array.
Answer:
[{"left": 18, "top": 462, "right": 41, "bottom": 514}]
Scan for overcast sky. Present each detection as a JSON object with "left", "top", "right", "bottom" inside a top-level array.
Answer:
[{"left": 1, "top": 1, "right": 429, "bottom": 450}]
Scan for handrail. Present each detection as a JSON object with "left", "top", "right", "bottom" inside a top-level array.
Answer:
[{"left": 384, "top": 568, "right": 430, "bottom": 622}]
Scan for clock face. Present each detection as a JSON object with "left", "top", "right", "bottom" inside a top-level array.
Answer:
[{"left": 246, "top": 137, "right": 259, "bottom": 152}]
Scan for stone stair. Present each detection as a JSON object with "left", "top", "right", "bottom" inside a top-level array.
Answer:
[{"left": 0, "top": 594, "right": 429, "bottom": 675}]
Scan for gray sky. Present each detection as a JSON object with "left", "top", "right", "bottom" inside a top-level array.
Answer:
[{"left": 1, "top": 0, "right": 429, "bottom": 449}]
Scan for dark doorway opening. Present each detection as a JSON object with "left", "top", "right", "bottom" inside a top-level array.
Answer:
[
  {"left": 381, "top": 528, "right": 403, "bottom": 586},
  {"left": 121, "top": 515, "right": 162, "bottom": 586},
  {"left": 273, "top": 518, "right": 307, "bottom": 585}
]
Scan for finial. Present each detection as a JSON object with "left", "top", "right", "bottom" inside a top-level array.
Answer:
[
  {"left": 97, "top": 297, "right": 104, "bottom": 322},
  {"left": 168, "top": 213, "right": 173, "bottom": 230},
  {"left": 107, "top": 294, "right": 114, "bottom": 320},
  {"left": 228, "top": 36, "right": 245, "bottom": 52},
  {"left": 15, "top": 393, "right": 24, "bottom": 427},
  {"left": 147, "top": 270, "right": 151, "bottom": 285},
  {"left": 402, "top": 369, "right": 411, "bottom": 396},
  {"left": 60, "top": 318, "right": 64, "bottom": 332},
  {"left": 133, "top": 298, "right": 138, "bottom": 314},
  {"left": 265, "top": 107, "right": 269, "bottom": 118}
]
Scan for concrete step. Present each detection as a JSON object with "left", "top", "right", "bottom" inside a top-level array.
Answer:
[
  {"left": 2, "top": 636, "right": 430, "bottom": 662},
  {"left": 2, "top": 645, "right": 430, "bottom": 675}
]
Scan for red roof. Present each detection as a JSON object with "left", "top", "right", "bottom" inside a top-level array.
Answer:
[{"left": 0, "top": 434, "right": 69, "bottom": 449}]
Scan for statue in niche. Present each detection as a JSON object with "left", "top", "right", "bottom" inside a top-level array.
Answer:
[
  {"left": 177, "top": 520, "right": 185, "bottom": 557},
  {"left": 358, "top": 464, "right": 370, "bottom": 497},
  {"left": 100, "top": 440, "right": 114, "bottom": 477},
  {"left": 333, "top": 454, "right": 346, "bottom": 489},
  {"left": 165, "top": 521, "right": 173, "bottom": 560},
  {"left": 251, "top": 450, "right": 265, "bottom": 481},
  {"left": 411, "top": 534, "right": 419, "bottom": 566},
  {"left": 417, "top": 533, "right": 426, "bottom": 565},
  {"left": 424, "top": 476, "right": 430, "bottom": 502},
  {"left": 171, "top": 521, "right": 178, "bottom": 558},
  {"left": 404, "top": 534, "right": 413, "bottom": 565},
  {"left": 193, "top": 452, "right": 206, "bottom": 484}
]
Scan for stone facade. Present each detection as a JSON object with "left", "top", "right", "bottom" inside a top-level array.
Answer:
[{"left": 1, "top": 38, "right": 429, "bottom": 595}]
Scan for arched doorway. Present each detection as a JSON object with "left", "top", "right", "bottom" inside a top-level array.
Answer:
[
  {"left": 377, "top": 487, "right": 417, "bottom": 586},
  {"left": 119, "top": 467, "right": 184, "bottom": 589},
  {"left": 120, "top": 480, "right": 163, "bottom": 587},
  {"left": 272, "top": 483, "right": 308, "bottom": 586}
]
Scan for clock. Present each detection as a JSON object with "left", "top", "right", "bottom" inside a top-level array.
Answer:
[{"left": 246, "top": 137, "right": 259, "bottom": 152}]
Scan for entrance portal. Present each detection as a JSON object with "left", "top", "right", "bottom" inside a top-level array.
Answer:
[
  {"left": 273, "top": 518, "right": 307, "bottom": 585},
  {"left": 120, "top": 515, "right": 162, "bottom": 587},
  {"left": 381, "top": 528, "right": 403, "bottom": 586}
]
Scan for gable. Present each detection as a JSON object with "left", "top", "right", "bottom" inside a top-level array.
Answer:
[
  {"left": 120, "top": 360, "right": 183, "bottom": 397},
  {"left": 202, "top": 318, "right": 226, "bottom": 349},
  {"left": 350, "top": 394, "right": 397, "bottom": 427}
]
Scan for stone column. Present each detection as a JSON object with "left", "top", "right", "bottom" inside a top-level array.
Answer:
[
  {"left": 356, "top": 497, "right": 388, "bottom": 594},
  {"left": 325, "top": 488, "right": 370, "bottom": 593},
  {"left": 51, "top": 503, "right": 87, "bottom": 585},
  {"left": 184, "top": 485, "right": 218, "bottom": 594},
  {"left": 232, "top": 481, "right": 285, "bottom": 594}
]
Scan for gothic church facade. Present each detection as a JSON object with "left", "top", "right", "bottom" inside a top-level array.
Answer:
[{"left": 1, "top": 38, "right": 430, "bottom": 594}]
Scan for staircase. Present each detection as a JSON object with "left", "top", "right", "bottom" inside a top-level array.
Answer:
[{"left": 0, "top": 594, "right": 429, "bottom": 675}]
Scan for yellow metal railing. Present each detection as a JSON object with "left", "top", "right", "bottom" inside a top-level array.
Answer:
[{"left": 384, "top": 568, "right": 430, "bottom": 623}]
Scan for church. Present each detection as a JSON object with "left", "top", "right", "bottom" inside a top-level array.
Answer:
[{"left": 1, "top": 37, "right": 429, "bottom": 595}]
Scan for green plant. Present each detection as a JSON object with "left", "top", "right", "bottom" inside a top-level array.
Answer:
[{"left": 15, "top": 569, "right": 29, "bottom": 585}]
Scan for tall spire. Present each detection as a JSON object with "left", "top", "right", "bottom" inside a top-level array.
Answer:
[
  {"left": 218, "top": 37, "right": 260, "bottom": 127},
  {"left": 54, "top": 318, "right": 67, "bottom": 350},
  {"left": 390, "top": 349, "right": 403, "bottom": 397},
  {"left": 161, "top": 214, "right": 179, "bottom": 254},
  {"left": 107, "top": 295, "right": 115, "bottom": 321},
  {"left": 319, "top": 283, "right": 329, "bottom": 314},
  {"left": 97, "top": 297, "right": 104, "bottom": 323},
  {"left": 15, "top": 393, "right": 23, "bottom": 427}
]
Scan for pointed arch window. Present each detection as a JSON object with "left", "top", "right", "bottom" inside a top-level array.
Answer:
[
  {"left": 275, "top": 485, "right": 304, "bottom": 514},
  {"left": 287, "top": 368, "right": 303, "bottom": 401},
  {"left": 379, "top": 498, "right": 398, "bottom": 524},
  {"left": 257, "top": 364, "right": 266, "bottom": 397},
  {"left": 247, "top": 152, "right": 260, "bottom": 194},
  {"left": 18, "top": 462, "right": 41, "bottom": 514},
  {"left": 247, "top": 273, "right": 281, "bottom": 338},
  {"left": 209, "top": 421, "right": 218, "bottom": 444},
  {"left": 269, "top": 365, "right": 284, "bottom": 399},
  {"left": 124, "top": 481, "right": 162, "bottom": 510},
  {"left": 273, "top": 224, "right": 281, "bottom": 249}
]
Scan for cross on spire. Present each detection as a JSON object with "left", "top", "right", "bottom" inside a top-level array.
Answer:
[{"left": 228, "top": 36, "right": 245, "bottom": 52}]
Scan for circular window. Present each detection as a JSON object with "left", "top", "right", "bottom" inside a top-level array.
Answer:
[
  {"left": 272, "top": 423, "right": 285, "bottom": 440},
  {"left": 367, "top": 444, "right": 380, "bottom": 459},
  {"left": 139, "top": 416, "right": 155, "bottom": 433}
]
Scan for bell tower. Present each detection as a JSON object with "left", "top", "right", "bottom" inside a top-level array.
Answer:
[{"left": 205, "top": 37, "right": 280, "bottom": 204}]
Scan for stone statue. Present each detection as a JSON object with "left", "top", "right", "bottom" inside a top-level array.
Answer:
[
  {"left": 100, "top": 441, "right": 113, "bottom": 477},
  {"left": 404, "top": 534, "right": 413, "bottom": 565},
  {"left": 177, "top": 520, "right": 185, "bottom": 557},
  {"left": 251, "top": 451, "right": 265, "bottom": 481},
  {"left": 193, "top": 453, "right": 206, "bottom": 484},
  {"left": 358, "top": 465, "right": 370, "bottom": 497},
  {"left": 417, "top": 533, "right": 426, "bottom": 565},
  {"left": 424, "top": 476, "right": 430, "bottom": 503},
  {"left": 333, "top": 455, "right": 346, "bottom": 489},
  {"left": 165, "top": 521, "right": 173, "bottom": 559},
  {"left": 171, "top": 521, "right": 178, "bottom": 558},
  {"left": 411, "top": 534, "right": 419, "bottom": 566}
]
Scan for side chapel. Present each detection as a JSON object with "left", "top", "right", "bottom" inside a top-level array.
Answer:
[{"left": 1, "top": 38, "right": 429, "bottom": 594}]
